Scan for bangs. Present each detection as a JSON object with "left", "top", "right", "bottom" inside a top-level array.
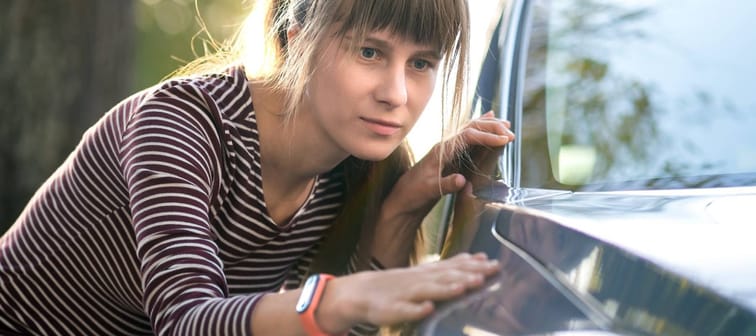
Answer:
[{"left": 331, "top": 0, "right": 465, "bottom": 53}]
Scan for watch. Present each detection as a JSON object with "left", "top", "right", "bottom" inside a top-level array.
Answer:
[{"left": 296, "top": 273, "right": 336, "bottom": 336}]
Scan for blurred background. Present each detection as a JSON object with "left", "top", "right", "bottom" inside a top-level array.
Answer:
[
  {"left": 0, "top": 0, "right": 494, "bottom": 234},
  {"left": 1, "top": 0, "right": 248, "bottom": 234}
]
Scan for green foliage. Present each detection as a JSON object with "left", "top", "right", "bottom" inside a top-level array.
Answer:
[{"left": 134, "top": 0, "right": 249, "bottom": 90}]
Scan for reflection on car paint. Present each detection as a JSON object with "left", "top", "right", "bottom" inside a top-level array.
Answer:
[
  {"left": 421, "top": 192, "right": 756, "bottom": 335},
  {"left": 421, "top": 206, "right": 600, "bottom": 335}
]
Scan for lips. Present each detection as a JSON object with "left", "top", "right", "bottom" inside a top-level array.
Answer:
[{"left": 360, "top": 117, "right": 402, "bottom": 136}]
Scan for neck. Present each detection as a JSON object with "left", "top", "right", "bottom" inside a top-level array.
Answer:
[{"left": 250, "top": 83, "right": 349, "bottom": 188}]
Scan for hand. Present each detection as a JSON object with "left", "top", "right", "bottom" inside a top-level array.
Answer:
[
  {"left": 317, "top": 253, "right": 500, "bottom": 333},
  {"left": 369, "top": 112, "right": 513, "bottom": 269},
  {"left": 384, "top": 111, "right": 515, "bottom": 222}
]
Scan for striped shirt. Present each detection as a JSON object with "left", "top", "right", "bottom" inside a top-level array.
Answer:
[{"left": 0, "top": 66, "right": 371, "bottom": 335}]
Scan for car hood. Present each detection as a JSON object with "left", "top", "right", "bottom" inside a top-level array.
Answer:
[{"left": 478, "top": 184, "right": 756, "bottom": 314}]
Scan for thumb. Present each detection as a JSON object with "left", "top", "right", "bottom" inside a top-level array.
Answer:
[
  {"left": 438, "top": 174, "right": 466, "bottom": 195},
  {"left": 461, "top": 181, "right": 474, "bottom": 197}
]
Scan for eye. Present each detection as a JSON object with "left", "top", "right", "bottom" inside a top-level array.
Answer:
[
  {"left": 360, "top": 47, "right": 378, "bottom": 59},
  {"left": 411, "top": 59, "right": 432, "bottom": 71}
]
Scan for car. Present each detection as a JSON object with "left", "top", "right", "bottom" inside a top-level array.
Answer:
[{"left": 416, "top": 0, "right": 756, "bottom": 335}]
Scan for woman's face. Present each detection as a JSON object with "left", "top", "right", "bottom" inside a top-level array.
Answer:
[{"left": 303, "top": 29, "right": 440, "bottom": 161}]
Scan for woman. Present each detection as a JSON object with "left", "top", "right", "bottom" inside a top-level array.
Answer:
[{"left": 0, "top": 0, "right": 514, "bottom": 335}]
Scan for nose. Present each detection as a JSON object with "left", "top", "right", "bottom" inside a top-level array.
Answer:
[{"left": 375, "top": 64, "right": 408, "bottom": 108}]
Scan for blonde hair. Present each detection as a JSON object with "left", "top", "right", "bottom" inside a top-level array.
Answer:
[{"left": 178, "top": 0, "right": 471, "bottom": 272}]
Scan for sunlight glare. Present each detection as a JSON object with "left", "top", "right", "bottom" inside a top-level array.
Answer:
[{"left": 407, "top": 1, "right": 501, "bottom": 159}]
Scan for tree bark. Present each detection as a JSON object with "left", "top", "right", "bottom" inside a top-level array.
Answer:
[{"left": 0, "top": 1, "right": 134, "bottom": 232}]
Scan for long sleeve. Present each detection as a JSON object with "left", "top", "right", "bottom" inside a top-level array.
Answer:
[{"left": 120, "top": 84, "right": 258, "bottom": 336}]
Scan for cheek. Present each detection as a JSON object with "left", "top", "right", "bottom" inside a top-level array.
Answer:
[
  {"left": 309, "top": 68, "right": 345, "bottom": 107},
  {"left": 315, "top": 65, "right": 361, "bottom": 102},
  {"left": 409, "top": 77, "right": 437, "bottom": 116}
]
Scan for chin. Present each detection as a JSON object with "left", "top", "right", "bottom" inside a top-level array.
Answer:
[
  {"left": 352, "top": 151, "right": 393, "bottom": 162},
  {"left": 349, "top": 144, "right": 399, "bottom": 162}
]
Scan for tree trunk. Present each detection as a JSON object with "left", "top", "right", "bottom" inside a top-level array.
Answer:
[{"left": 0, "top": 1, "right": 134, "bottom": 233}]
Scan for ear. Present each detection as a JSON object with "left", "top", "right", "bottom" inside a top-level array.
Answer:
[{"left": 287, "top": 24, "right": 302, "bottom": 41}]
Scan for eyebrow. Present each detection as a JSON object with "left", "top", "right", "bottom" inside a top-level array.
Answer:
[{"left": 363, "top": 37, "right": 442, "bottom": 60}]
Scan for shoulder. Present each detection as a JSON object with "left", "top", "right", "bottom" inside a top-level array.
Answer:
[
  {"left": 126, "top": 67, "right": 247, "bottom": 126},
  {"left": 137, "top": 65, "right": 252, "bottom": 122}
]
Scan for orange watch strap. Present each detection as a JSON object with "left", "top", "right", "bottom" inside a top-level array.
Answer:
[{"left": 299, "top": 274, "right": 338, "bottom": 336}]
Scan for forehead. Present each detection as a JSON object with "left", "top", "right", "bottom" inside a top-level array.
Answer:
[
  {"left": 348, "top": 29, "right": 441, "bottom": 54},
  {"left": 329, "top": 0, "right": 460, "bottom": 54}
]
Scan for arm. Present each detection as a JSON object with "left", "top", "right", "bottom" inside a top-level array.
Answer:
[{"left": 121, "top": 87, "right": 260, "bottom": 335}]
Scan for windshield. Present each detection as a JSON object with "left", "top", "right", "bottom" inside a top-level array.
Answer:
[{"left": 518, "top": 0, "right": 756, "bottom": 191}]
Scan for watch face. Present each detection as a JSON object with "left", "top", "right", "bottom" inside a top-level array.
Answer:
[{"left": 296, "top": 274, "right": 320, "bottom": 313}]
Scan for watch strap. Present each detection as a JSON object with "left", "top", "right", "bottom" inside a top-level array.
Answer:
[{"left": 298, "top": 273, "right": 337, "bottom": 336}]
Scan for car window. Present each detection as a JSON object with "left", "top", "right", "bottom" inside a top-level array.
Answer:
[{"left": 518, "top": 0, "right": 756, "bottom": 191}]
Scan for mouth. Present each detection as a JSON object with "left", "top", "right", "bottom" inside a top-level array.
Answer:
[{"left": 360, "top": 117, "right": 402, "bottom": 136}]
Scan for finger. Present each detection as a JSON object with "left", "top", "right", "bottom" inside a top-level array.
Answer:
[
  {"left": 391, "top": 301, "right": 434, "bottom": 322},
  {"left": 444, "top": 252, "right": 485, "bottom": 262},
  {"left": 457, "top": 127, "right": 513, "bottom": 148},
  {"left": 467, "top": 118, "right": 514, "bottom": 138},
  {"left": 405, "top": 267, "right": 494, "bottom": 303},
  {"left": 438, "top": 173, "right": 466, "bottom": 195},
  {"left": 410, "top": 280, "right": 468, "bottom": 302},
  {"left": 421, "top": 119, "right": 513, "bottom": 166},
  {"left": 481, "top": 110, "right": 495, "bottom": 119},
  {"left": 438, "top": 253, "right": 500, "bottom": 275},
  {"left": 460, "top": 181, "right": 474, "bottom": 197},
  {"left": 474, "top": 115, "right": 511, "bottom": 129},
  {"left": 395, "top": 271, "right": 471, "bottom": 300},
  {"left": 427, "top": 268, "right": 485, "bottom": 287}
]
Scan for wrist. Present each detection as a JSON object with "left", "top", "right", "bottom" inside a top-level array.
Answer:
[
  {"left": 315, "top": 275, "right": 364, "bottom": 334},
  {"left": 380, "top": 175, "right": 439, "bottom": 227},
  {"left": 377, "top": 201, "right": 424, "bottom": 235},
  {"left": 298, "top": 274, "right": 358, "bottom": 335},
  {"left": 370, "top": 205, "right": 424, "bottom": 269}
]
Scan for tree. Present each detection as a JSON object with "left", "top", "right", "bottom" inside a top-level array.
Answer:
[{"left": 0, "top": 1, "right": 135, "bottom": 233}]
